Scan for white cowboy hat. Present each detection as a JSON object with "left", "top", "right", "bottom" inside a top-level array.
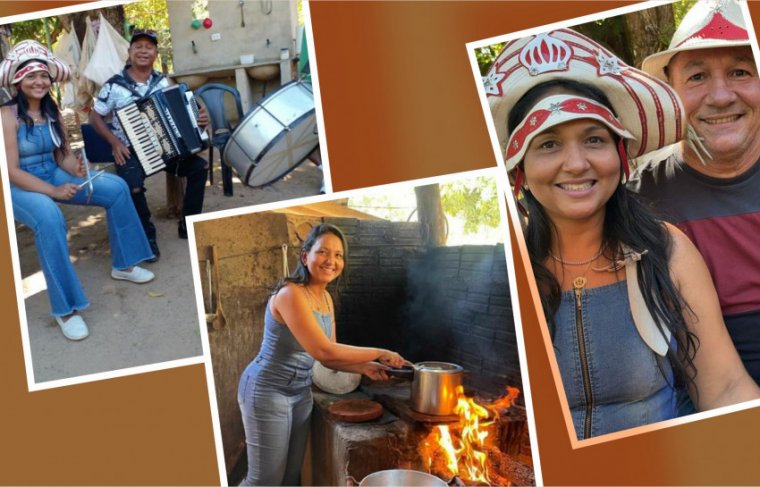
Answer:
[
  {"left": 485, "top": 28, "right": 684, "bottom": 171},
  {"left": 641, "top": 0, "right": 750, "bottom": 82},
  {"left": 0, "top": 39, "right": 70, "bottom": 89}
]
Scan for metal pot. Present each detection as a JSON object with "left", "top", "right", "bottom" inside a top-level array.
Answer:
[
  {"left": 388, "top": 361, "right": 465, "bottom": 416},
  {"left": 356, "top": 469, "right": 447, "bottom": 486}
]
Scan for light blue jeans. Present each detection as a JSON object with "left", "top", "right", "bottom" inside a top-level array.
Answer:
[
  {"left": 238, "top": 358, "right": 313, "bottom": 486},
  {"left": 11, "top": 159, "right": 154, "bottom": 317}
]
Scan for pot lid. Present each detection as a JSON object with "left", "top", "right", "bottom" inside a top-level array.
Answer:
[{"left": 415, "top": 361, "right": 463, "bottom": 373}]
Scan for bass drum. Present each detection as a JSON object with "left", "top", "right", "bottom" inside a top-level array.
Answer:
[{"left": 223, "top": 80, "right": 319, "bottom": 188}]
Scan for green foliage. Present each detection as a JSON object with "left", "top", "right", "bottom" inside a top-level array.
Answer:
[
  {"left": 440, "top": 177, "right": 501, "bottom": 234},
  {"left": 191, "top": 0, "right": 209, "bottom": 20},
  {"left": 475, "top": 43, "right": 505, "bottom": 75},
  {"left": 124, "top": 0, "right": 172, "bottom": 71},
  {"left": 10, "top": 17, "right": 61, "bottom": 47},
  {"left": 672, "top": 0, "right": 699, "bottom": 27}
]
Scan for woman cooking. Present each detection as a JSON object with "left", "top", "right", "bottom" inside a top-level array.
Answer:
[
  {"left": 238, "top": 223, "right": 406, "bottom": 485},
  {"left": 485, "top": 29, "right": 760, "bottom": 439},
  {"left": 1, "top": 40, "right": 155, "bottom": 341}
]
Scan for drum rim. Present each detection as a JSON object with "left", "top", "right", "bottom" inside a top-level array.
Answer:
[
  {"left": 222, "top": 80, "right": 318, "bottom": 188},
  {"left": 225, "top": 109, "right": 318, "bottom": 188},
  {"left": 243, "top": 112, "right": 318, "bottom": 187}
]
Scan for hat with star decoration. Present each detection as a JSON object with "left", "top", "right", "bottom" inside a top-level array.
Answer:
[{"left": 484, "top": 28, "right": 684, "bottom": 171}]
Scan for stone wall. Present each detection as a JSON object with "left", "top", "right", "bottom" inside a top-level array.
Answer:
[
  {"left": 330, "top": 227, "right": 522, "bottom": 397},
  {"left": 402, "top": 245, "right": 521, "bottom": 396},
  {"left": 193, "top": 211, "right": 300, "bottom": 471}
]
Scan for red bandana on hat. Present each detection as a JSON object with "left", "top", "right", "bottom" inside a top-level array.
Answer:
[
  {"left": 505, "top": 95, "right": 634, "bottom": 170},
  {"left": 484, "top": 28, "right": 684, "bottom": 172},
  {"left": 0, "top": 39, "right": 70, "bottom": 90}
]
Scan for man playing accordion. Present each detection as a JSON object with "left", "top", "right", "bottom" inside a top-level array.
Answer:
[{"left": 91, "top": 29, "right": 209, "bottom": 261}]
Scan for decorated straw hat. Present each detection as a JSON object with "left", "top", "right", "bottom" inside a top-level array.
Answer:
[
  {"left": 642, "top": 0, "right": 750, "bottom": 82},
  {"left": 506, "top": 93, "right": 635, "bottom": 171},
  {"left": 0, "top": 39, "right": 70, "bottom": 89},
  {"left": 484, "top": 28, "right": 684, "bottom": 171}
]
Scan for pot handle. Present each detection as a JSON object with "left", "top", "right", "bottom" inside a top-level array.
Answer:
[{"left": 386, "top": 366, "right": 414, "bottom": 379}]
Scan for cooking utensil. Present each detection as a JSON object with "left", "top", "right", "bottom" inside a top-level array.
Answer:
[
  {"left": 386, "top": 365, "right": 414, "bottom": 379},
  {"left": 327, "top": 399, "right": 383, "bottom": 423},
  {"left": 312, "top": 361, "right": 361, "bottom": 394},
  {"left": 411, "top": 361, "right": 464, "bottom": 416},
  {"left": 387, "top": 361, "right": 466, "bottom": 416},
  {"left": 352, "top": 469, "right": 447, "bottom": 486}
]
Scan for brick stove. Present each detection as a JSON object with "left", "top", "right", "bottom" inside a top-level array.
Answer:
[
  {"left": 301, "top": 225, "right": 533, "bottom": 485},
  {"left": 305, "top": 379, "right": 534, "bottom": 486}
]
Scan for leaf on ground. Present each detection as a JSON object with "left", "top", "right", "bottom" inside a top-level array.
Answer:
[{"left": 147, "top": 290, "right": 165, "bottom": 298}]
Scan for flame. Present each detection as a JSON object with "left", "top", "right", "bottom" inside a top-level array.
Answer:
[{"left": 419, "top": 385, "right": 520, "bottom": 485}]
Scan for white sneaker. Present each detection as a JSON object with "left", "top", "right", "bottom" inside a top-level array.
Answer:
[
  {"left": 111, "top": 266, "right": 155, "bottom": 284},
  {"left": 55, "top": 315, "right": 89, "bottom": 341}
]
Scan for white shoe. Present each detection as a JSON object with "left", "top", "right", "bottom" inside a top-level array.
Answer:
[
  {"left": 111, "top": 266, "right": 155, "bottom": 284},
  {"left": 55, "top": 315, "right": 89, "bottom": 341}
]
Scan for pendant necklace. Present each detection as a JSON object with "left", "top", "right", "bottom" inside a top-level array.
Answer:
[
  {"left": 550, "top": 246, "right": 604, "bottom": 291},
  {"left": 305, "top": 285, "right": 330, "bottom": 314}
]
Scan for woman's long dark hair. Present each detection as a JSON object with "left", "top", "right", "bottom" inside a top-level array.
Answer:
[
  {"left": 5, "top": 60, "right": 67, "bottom": 154},
  {"left": 272, "top": 223, "right": 348, "bottom": 295},
  {"left": 509, "top": 79, "right": 699, "bottom": 390}
]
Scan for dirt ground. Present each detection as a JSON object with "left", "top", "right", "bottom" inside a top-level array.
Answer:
[{"left": 13, "top": 110, "right": 324, "bottom": 385}]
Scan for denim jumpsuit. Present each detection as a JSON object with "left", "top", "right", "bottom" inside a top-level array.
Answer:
[
  {"left": 238, "top": 301, "right": 332, "bottom": 486},
  {"left": 10, "top": 118, "right": 153, "bottom": 317},
  {"left": 553, "top": 280, "right": 677, "bottom": 440}
]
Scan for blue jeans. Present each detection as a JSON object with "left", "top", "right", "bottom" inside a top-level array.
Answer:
[
  {"left": 11, "top": 160, "right": 154, "bottom": 317},
  {"left": 238, "top": 358, "right": 313, "bottom": 486}
]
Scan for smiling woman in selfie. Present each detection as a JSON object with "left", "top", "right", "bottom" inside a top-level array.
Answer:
[
  {"left": 238, "top": 223, "right": 406, "bottom": 486},
  {"left": 1, "top": 40, "right": 155, "bottom": 341},
  {"left": 485, "top": 29, "right": 760, "bottom": 440}
]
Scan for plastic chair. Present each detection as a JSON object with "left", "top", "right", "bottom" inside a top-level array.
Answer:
[
  {"left": 195, "top": 83, "right": 244, "bottom": 196},
  {"left": 80, "top": 123, "right": 115, "bottom": 163}
]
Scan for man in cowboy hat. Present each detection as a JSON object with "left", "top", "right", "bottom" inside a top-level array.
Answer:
[
  {"left": 629, "top": 0, "right": 760, "bottom": 383},
  {"left": 90, "top": 28, "right": 209, "bottom": 262}
]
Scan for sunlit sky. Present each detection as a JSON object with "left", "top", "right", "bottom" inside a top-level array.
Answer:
[{"left": 347, "top": 175, "right": 505, "bottom": 246}]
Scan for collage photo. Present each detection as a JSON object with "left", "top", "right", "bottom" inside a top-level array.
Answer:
[{"left": 2, "top": 0, "right": 760, "bottom": 485}]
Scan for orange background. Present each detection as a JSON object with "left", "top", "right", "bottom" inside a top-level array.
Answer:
[{"left": 2, "top": 1, "right": 760, "bottom": 484}]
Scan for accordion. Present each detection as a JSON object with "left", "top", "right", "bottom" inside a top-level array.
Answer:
[{"left": 115, "top": 84, "right": 209, "bottom": 176}]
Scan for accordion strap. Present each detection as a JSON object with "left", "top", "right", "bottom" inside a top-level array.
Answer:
[{"left": 104, "top": 68, "right": 165, "bottom": 102}]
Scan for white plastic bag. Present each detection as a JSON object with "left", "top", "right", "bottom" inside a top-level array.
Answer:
[
  {"left": 82, "top": 13, "right": 129, "bottom": 86},
  {"left": 53, "top": 29, "right": 80, "bottom": 108},
  {"left": 75, "top": 16, "right": 98, "bottom": 113}
]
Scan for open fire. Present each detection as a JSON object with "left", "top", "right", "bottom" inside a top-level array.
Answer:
[{"left": 419, "top": 385, "right": 521, "bottom": 485}]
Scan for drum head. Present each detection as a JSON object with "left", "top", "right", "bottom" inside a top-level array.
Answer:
[{"left": 223, "top": 81, "right": 320, "bottom": 188}]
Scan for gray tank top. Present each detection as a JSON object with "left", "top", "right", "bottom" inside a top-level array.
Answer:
[{"left": 249, "top": 297, "right": 333, "bottom": 389}]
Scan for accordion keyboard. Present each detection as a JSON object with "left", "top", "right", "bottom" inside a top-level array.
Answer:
[
  {"left": 117, "top": 103, "right": 171, "bottom": 176},
  {"left": 115, "top": 85, "right": 208, "bottom": 177}
]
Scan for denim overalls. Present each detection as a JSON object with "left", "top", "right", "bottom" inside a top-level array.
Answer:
[
  {"left": 553, "top": 280, "right": 677, "bottom": 440},
  {"left": 10, "top": 117, "right": 153, "bottom": 317},
  {"left": 238, "top": 300, "right": 332, "bottom": 486}
]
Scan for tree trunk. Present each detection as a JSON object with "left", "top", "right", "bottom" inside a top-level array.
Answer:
[
  {"left": 60, "top": 6, "right": 126, "bottom": 45},
  {"left": 574, "top": 3, "right": 675, "bottom": 68},
  {"left": 0, "top": 25, "right": 12, "bottom": 105},
  {"left": 622, "top": 5, "right": 675, "bottom": 68},
  {"left": 415, "top": 184, "right": 447, "bottom": 246}
]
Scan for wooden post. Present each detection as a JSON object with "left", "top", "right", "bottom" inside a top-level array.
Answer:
[
  {"left": 165, "top": 173, "right": 184, "bottom": 219},
  {"left": 414, "top": 184, "right": 447, "bottom": 246}
]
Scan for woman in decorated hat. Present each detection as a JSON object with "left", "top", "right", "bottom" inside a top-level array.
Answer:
[
  {"left": 485, "top": 29, "right": 760, "bottom": 439},
  {"left": 1, "top": 40, "right": 156, "bottom": 341}
]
